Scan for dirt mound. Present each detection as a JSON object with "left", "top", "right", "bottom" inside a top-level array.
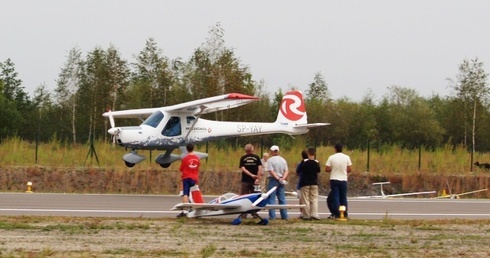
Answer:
[{"left": 0, "top": 166, "right": 488, "bottom": 198}]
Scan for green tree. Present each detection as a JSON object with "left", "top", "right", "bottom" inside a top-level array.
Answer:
[
  {"left": 0, "top": 58, "right": 23, "bottom": 101},
  {"left": 32, "top": 84, "right": 54, "bottom": 142},
  {"left": 77, "top": 47, "right": 109, "bottom": 142},
  {"left": 305, "top": 72, "right": 331, "bottom": 146},
  {"left": 0, "top": 80, "right": 22, "bottom": 140},
  {"left": 186, "top": 23, "right": 257, "bottom": 122},
  {"left": 349, "top": 91, "right": 378, "bottom": 148},
  {"left": 130, "top": 38, "right": 173, "bottom": 108},
  {"left": 0, "top": 58, "right": 32, "bottom": 140},
  {"left": 104, "top": 45, "right": 130, "bottom": 142},
  {"left": 55, "top": 47, "right": 83, "bottom": 143},
  {"left": 448, "top": 58, "right": 489, "bottom": 155},
  {"left": 306, "top": 72, "right": 331, "bottom": 103},
  {"left": 381, "top": 86, "right": 444, "bottom": 148}
]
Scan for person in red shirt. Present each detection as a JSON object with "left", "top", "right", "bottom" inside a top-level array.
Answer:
[{"left": 177, "top": 143, "right": 201, "bottom": 217}]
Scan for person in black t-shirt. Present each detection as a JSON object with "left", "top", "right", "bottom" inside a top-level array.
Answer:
[
  {"left": 238, "top": 144, "right": 263, "bottom": 218},
  {"left": 298, "top": 147, "right": 321, "bottom": 220}
]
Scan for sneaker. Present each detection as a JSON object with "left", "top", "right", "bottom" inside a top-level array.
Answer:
[
  {"left": 311, "top": 217, "right": 320, "bottom": 220},
  {"left": 327, "top": 215, "right": 337, "bottom": 220},
  {"left": 176, "top": 211, "right": 187, "bottom": 218}
]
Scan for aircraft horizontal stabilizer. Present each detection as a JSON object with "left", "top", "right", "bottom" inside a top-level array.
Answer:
[
  {"left": 194, "top": 151, "right": 208, "bottom": 160},
  {"left": 293, "top": 123, "right": 331, "bottom": 128}
]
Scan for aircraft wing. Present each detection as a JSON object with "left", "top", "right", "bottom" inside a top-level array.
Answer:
[
  {"left": 102, "top": 108, "right": 160, "bottom": 119},
  {"left": 384, "top": 191, "right": 436, "bottom": 198},
  {"left": 163, "top": 93, "right": 259, "bottom": 115},
  {"left": 171, "top": 202, "right": 242, "bottom": 211},
  {"left": 433, "top": 188, "right": 487, "bottom": 199},
  {"left": 263, "top": 204, "right": 305, "bottom": 210},
  {"left": 102, "top": 93, "right": 258, "bottom": 119},
  {"left": 355, "top": 191, "right": 436, "bottom": 199}
]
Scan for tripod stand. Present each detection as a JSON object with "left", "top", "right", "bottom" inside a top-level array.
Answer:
[{"left": 84, "top": 135, "right": 100, "bottom": 166}]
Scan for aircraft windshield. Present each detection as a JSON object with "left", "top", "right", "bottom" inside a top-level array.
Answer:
[
  {"left": 218, "top": 193, "right": 238, "bottom": 203},
  {"left": 142, "top": 111, "right": 163, "bottom": 128}
]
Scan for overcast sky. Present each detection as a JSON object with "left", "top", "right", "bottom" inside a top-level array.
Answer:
[{"left": 1, "top": 0, "right": 490, "bottom": 101}]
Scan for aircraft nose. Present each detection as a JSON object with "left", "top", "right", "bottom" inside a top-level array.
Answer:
[{"left": 108, "top": 127, "right": 120, "bottom": 135}]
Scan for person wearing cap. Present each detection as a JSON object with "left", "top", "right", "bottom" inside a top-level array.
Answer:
[
  {"left": 325, "top": 143, "right": 352, "bottom": 219},
  {"left": 267, "top": 145, "right": 289, "bottom": 220},
  {"left": 238, "top": 143, "right": 263, "bottom": 219}
]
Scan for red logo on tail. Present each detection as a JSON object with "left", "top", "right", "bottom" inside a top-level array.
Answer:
[{"left": 280, "top": 91, "right": 305, "bottom": 121}]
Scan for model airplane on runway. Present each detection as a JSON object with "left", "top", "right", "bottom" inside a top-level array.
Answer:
[
  {"left": 434, "top": 188, "right": 488, "bottom": 199},
  {"left": 103, "top": 90, "right": 329, "bottom": 168},
  {"left": 171, "top": 186, "right": 305, "bottom": 225},
  {"left": 355, "top": 182, "right": 436, "bottom": 199}
]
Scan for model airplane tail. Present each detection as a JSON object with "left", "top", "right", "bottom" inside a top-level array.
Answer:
[{"left": 190, "top": 185, "right": 204, "bottom": 203}]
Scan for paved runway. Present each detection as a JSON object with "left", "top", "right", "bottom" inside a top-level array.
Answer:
[{"left": 0, "top": 192, "right": 489, "bottom": 220}]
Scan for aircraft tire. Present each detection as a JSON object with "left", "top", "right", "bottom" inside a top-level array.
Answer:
[
  {"left": 231, "top": 218, "right": 242, "bottom": 225},
  {"left": 258, "top": 219, "right": 269, "bottom": 225},
  {"left": 159, "top": 163, "right": 171, "bottom": 168},
  {"left": 124, "top": 161, "right": 135, "bottom": 167}
]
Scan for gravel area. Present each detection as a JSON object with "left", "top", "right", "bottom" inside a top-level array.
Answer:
[{"left": 0, "top": 216, "right": 489, "bottom": 257}]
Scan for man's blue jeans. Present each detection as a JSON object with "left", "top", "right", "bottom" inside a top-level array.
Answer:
[
  {"left": 330, "top": 180, "right": 348, "bottom": 218},
  {"left": 267, "top": 177, "right": 288, "bottom": 219}
]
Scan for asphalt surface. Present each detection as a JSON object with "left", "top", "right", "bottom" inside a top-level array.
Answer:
[{"left": 0, "top": 192, "right": 489, "bottom": 220}]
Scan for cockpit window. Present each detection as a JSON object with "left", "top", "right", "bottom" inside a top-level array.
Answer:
[
  {"left": 142, "top": 111, "right": 164, "bottom": 128},
  {"left": 186, "top": 116, "right": 196, "bottom": 124},
  {"left": 162, "top": 116, "right": 181, "bottom": 137}
]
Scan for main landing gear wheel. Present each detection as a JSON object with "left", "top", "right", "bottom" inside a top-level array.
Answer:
[
  {"left": 231, "top": 218, "right": 242, "bottom": 225},
  {"left": 159, "top": 163, "right": 171, "bottom": 168},
  {"left": 257, "top": 219, "right": 269, "bottom": 225},
  {"left": 124, "top": 161, "right": 135, "bottom": 167}
]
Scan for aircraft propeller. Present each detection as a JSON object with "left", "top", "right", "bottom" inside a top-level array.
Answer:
[
  {"left": 107, "top": 112, "right": 119, "bottom": 145},
  {"left": 252, "top": 186, "right": 277, "bottom": 206}
]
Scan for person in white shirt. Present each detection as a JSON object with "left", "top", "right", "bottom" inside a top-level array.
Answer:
[{"left": 325, "top": 143, "right": 352, "bottom": 219}]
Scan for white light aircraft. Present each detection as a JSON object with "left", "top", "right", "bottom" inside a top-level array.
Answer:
[
  {"left": 171, "top": 185, "right": 304, "bottom": 225},
  {"left": 103, "top": 90, "right": 329, "bottom": 168},
  {"left": 355, "top": 182, "right": 436, "bottom": 198}
]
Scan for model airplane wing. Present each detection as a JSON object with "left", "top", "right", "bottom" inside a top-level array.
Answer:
[
  {"left": 164, "top": 93, "right": 259, "bottom": 115},
  {"left": 171, "top": 202, "right": 242, "bottom": 211},
  {"left": 433, "top": 188, "right": 487, "bottom": 199}
]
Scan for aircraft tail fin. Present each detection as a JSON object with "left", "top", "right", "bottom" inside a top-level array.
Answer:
[
  {"left": 275, "top": 90, "right": 308, "bottom": 124},
  {"left": 275, "top": 90, "right": 330, "bottom": 128}
]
